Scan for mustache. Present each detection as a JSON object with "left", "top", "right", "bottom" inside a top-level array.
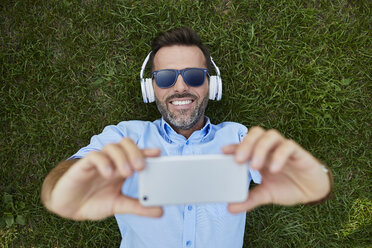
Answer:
[{"left": 166, "top": 93, "right": 197, "bottom": 102}]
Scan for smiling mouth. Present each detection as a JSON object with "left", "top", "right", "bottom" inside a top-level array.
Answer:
[{"left": 170, "top": 100, "right": 194, "bottom": 106}]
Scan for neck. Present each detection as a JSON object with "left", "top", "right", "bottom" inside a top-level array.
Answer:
[{"left": 172, "top": 117, "right": 205, "bottom": 139}]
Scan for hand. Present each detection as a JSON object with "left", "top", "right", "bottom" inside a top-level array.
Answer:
[
  {"left": 49, "top": 138, "right": 163, "bottom": 220},
  {"left": 222, "top": 127, "right": 332, "bottom": 213}
]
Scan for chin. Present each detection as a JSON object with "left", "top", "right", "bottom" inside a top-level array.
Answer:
[{"left": 169, "top": 114, "right": 202, "bottom": 130}]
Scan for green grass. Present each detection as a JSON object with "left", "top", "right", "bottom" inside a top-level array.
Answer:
[{"left": 1, "top": 0, "right": 371, "bottom": 247}]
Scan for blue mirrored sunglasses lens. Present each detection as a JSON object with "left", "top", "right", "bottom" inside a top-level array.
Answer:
[
  {"left": 183, "top": 69, "right": 205, "bottom": 87},
  {"left": 156, "top": 70, "right": 177, "bottom": 88}
]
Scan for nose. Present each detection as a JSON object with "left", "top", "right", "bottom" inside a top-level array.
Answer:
[{"left": 172, "top": 74, "right": 189, "bottom": 93}]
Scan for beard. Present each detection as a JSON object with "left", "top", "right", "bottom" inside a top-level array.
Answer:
[{"left": 155, "top": 92, "right": 209, "bottom": 130}]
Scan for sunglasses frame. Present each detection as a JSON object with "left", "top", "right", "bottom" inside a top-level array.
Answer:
[{"left": 152, "top": 68, "right": 209, "bottom": 88}]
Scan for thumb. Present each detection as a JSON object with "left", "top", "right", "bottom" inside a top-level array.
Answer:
[
  {"left": 228, "top": 185, "right": 272, "bottom": 213},
  {"left": 113, "top": 195, "right": 163, "bottom": 217},
  {"left": 142, "top": 148, "right": 161, "bottom": 158},
  {"left": 221, "top": 144, "right": 238, "bottom": 154}
]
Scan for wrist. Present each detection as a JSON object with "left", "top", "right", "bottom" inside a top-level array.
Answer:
[
  {"left": 41, "top": 159, "right": 78, "bottom": 209},
  {"left": 305, "top": 164, "right": 334, "bottom": 205}
]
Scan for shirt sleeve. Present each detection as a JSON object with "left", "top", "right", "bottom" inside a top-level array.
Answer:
[{"left": 69, "top": 124, "right": 127, "bottom": 160}]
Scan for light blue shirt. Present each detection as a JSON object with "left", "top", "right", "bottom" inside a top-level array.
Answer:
[{"left": 71, "top": 117, "right": 261, "bottom": 248}]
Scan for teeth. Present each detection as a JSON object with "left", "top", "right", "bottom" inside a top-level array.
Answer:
[{"left": 171, "top": 100, "right": 192, "bottom": 106}]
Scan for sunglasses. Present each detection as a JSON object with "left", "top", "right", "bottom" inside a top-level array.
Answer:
[{"left": 152, "top": 68, "right": 209, "bottom": 88}]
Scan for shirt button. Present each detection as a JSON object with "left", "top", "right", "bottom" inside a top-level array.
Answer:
[
  {"left": 186, "top": 140, "right": 189, "bottom": 145},
  {"left": 188, "top": 205, "right": 193, "bottom": 211},
  {"left": 186, "top": 240, "right": 192, "bottom": 246}
]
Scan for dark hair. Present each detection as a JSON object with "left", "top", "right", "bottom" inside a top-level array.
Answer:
[{"left": 149, "top": 27, "right": 212, "bottom": 72}]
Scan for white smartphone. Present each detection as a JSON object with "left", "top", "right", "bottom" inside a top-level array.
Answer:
[{"left": 138, "top": 154, "right": 249, "bottom": 206}]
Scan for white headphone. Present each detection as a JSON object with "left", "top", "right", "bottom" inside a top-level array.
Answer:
[{"left": 140, "top": 52, "right": 222, "bottom": 103}]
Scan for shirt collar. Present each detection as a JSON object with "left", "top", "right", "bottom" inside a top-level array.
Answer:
[{"left": 160, "top": 116, "right": 212, "bottom": 144}]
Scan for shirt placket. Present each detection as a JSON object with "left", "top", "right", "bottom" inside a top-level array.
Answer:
[
  {"left": 181, "top": 139, "right": 196, "bottom": 247},
  {"left": 182, "top": 204, "right": 196, "bottom": 248},
  {"left": 182, "top": 140, "right": 192, "bottom": 155}
]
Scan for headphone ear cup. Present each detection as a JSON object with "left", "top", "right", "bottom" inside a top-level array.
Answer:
[
  {"left": 216, "top": 76, "right": 222, "bottom": 101},
  {"left": 140, "top": 79, "right": 148, "bottom": 103},
  {"left": 145, "top": 78, "right": 155, "bottom": 103},
  {"left": 209, "top": 76, "right": 218, "bottom": 100}
]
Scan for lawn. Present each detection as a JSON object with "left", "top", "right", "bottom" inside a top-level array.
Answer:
[{"left": 1, "top": 0, "right": 371, "bottom": 247}]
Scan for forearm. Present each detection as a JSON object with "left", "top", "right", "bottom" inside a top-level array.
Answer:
[{"left": 41, "top": 159, "right": 79, "bottom": 209}]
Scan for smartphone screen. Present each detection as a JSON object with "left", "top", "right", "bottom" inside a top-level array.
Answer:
[{"left": 138, "top": 154, "right": 249, "bottom": 206}]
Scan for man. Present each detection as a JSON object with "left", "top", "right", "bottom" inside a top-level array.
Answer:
[{"left": 41, "top": 27, "right": 332, "bottom": 248}]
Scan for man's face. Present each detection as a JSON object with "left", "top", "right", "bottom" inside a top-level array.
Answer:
[{"left": 153, "top": 45, "right": 209, "bottom": 130}]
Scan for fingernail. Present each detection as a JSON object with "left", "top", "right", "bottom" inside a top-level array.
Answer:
[
  {"left": 135, "top": 158, "right": 145, "bottom": 169},
  {"left": 105, "top": 166, "right": 113, "bottom": 175},
  {"left": 123, "top": 163, "right": 131, "bottom": 172},
  {"left": 270, "top": 162, "right": 279, "bottom": 172},
  {"left": 155, "top": 208, "right": 163, "bottom": 217},
  {"left": 252, "top": 156, "right": 260, "bottom": 166},
  {"left": 236, "top": 152, "right": 245, "bottom": 162}
]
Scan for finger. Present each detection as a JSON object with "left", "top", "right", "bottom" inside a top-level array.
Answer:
[
  {"left": 113, "top": 195, "right": 163, "bottom": 218},
  {"left": 142, "top": 148, "right": 161, "bottom": 158},
  {"left": 250, "top": 129, "right": 284, "bottom": 170},
  {"left": 269, "top": 139, "right": 297, "bottom": 173},
  {"left": 228, "top": 185, "right": 272, "bottom": 213},
  {"left": 235, "top": 126, "right": 265, "bottom": 164},
  {"left": 102, "top": 143, "right": 132, "bottom": 177},
  {"left": 118, "top": 138, "right": 145, "bottom": 171},
  {"left": 221, "top": 144, "right": 238, "bottom": 154},
  {"left": 85, "top": 151, "right": 114, "bottom": 178}
]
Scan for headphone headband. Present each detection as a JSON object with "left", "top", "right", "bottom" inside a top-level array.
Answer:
[
  {"left": 140, "top": 51, "right": 221, "bottom": 79},
  {"left": 210, "top": 56, "right": 220, "bottom": 76},
  {"left": 140, "top": 52, "right": 152, "bottom": 79}
]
